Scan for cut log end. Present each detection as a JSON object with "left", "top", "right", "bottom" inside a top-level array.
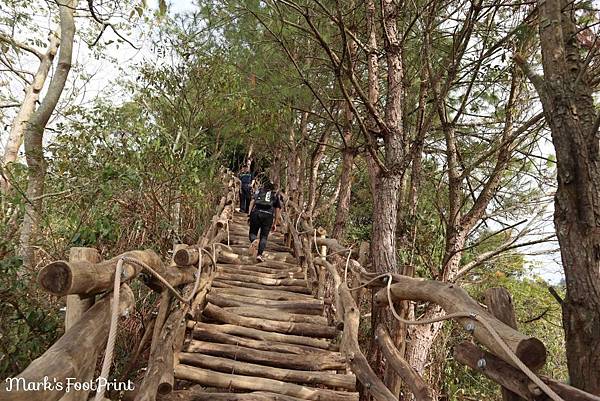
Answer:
[
  {"left": 216, "top": 219, "right": 229, "bottom": 229},
  {"left": 157, "top": 382, "right": 173, "bottom": 395},
  {"left": 516, "top": 337, "right": 547, "bottom": 370},
  {"left": 174, "top": 248, "right": 197, "bottom": 266},
  {"left": 38, "top": 261, "right": 72, "bottom": 295}
]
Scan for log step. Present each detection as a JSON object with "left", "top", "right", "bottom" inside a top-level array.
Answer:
[
  {"left": 178, "top": 353, "right": 356, "bottom": 390},
  {"left": 173, "top": 217, "right": 355, "bottom": 400},
  {"left": 226, "top": 246, "right": 296, "bottom": 263},
  {"left": 222, "top": 306, "right": 328, "bottom": 325},
  {"left": 217, "top": 265, "right": 304, "bottom": 279},
  {"left": 218, "top": 252, "right": 296, "bottom": 267},
  {"left": 214, "top": 279, "right": 311, "bottom": 294},
  {"left": 206, "top": 293, "right": 323, "bottom": 315},
  {"left": 175, "top": 365, "right": 359, "bottom": 401},
  {"left": 189, "top": 321, "right": 337, "bottom": 355},
  {"left": 161, "top": 389, "right": 307, "bottom": 401},
  {"left": 202, "top": 303, "right": 337, "bottom": 338},
  {"left": 217, "top": 263, "right": 302, "bottom": 275},
  {"left": 216, "top": 272, "right": 307, "bottom": 287},
  {"left": 225, "top": 237, "right": 292, "bottom": 252},
  {"left": 185, "top": 340, "right": 345, "bottom": 370},
  {"left": 226, "top": 235, "right": 288, "bottom": 248},
  {"left": 257, "top": 260, "right": 299, "bottom": 270},
  {"left": 186, "top": 321, "right": 337, "bottom": 351},
  {"left": 212, "top": 286, "right": 317, "bottom": 302}
]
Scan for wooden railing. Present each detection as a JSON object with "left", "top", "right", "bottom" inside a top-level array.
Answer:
[
  {"left": 280, "top": 197, "right": 600, "bottom": 401},
  {"left": 3, "top": 172, "right": 600, "bottom": 401},
  {"left": 0, "top": 170, "right": 239, "bottom": 401}
]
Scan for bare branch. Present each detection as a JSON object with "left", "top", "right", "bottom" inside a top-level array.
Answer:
[{"left": 0, "top": 32, "right": 43, "bottom": 60}]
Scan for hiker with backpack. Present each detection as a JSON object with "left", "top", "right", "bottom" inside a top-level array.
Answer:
[
  {"left": 248, "top": 180, "right": 281, "bottom": 262},
  {"left": 239, "top": 165, "right": 254, "bottom": 213}
]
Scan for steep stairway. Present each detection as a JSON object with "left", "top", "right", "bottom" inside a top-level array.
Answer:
[{"left": 173, "top": 212, "right": 359, "bottom": 401}]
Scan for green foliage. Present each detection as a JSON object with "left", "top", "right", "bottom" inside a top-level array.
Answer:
[{"left": 0, "top": 252, "right": 62, "bottom": 377}]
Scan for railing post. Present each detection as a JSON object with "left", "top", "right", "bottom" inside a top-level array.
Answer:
[
  {"left": 484, "top": 288, "right": 526, "bottom": 401},
  {"left": 61, "top": 247, "right": 101, "bottom": 401},
  {"left": 64, "top": 247, "right": 100, "bottom": 330},
  {"left": 317, "top": 227, "right": 327, "bottom": 299}
]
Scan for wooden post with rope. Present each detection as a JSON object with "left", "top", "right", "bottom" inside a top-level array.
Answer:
[
  {"left": 484, "top": 287, "right": 527, "bottom": 401},
  {"left": 317, "top": 227, "right": 327, "bottom": 299},
  {"left": 60, "top": 247, "right": 101, "bottom": 401},
  {"left": 64, "top": 247, "right": 101, "bottom": 329}
]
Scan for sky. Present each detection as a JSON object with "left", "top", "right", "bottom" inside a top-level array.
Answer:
[{"left": 69, "top": 0, "right": 199, "bottom": 104}]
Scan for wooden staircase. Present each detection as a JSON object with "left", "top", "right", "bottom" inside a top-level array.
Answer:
[{"left": 172, "top": 212, "right": 359, "bottom": 401}]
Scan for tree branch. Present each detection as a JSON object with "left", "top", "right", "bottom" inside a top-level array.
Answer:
[{"left": 0, "top": 32, "right": 43, "bottom": 60}]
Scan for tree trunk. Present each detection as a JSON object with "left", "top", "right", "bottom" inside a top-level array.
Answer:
[
  {"left": 332, "top": 146, "right": 355, "bottom": 239},
  {"left": 286, "top": 124, "right": 301, "bottom": 206},
  {"left": 378, "top": 0, "right": 407, "bottom": 395},
  {"left": 1, "top": 33, "right": 60, "bottom": 192},
  {"left": 332, "top": 35, "right": 357, "bottom": 240},
  {"left": 521, "top": 0, "right": 600, "bottom": 393},
  {"left": 306, "top": 129, "right": 330, "bottom": 216},
  {"left": 18, "top": 0, "right": 77, "bottom": 272}
]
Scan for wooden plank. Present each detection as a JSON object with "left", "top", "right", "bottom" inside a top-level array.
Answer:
[
  {"left": 174, "top": 365, "right": 359, "bottom": 401},
  {"left": 179, "top": 353, "right": 356, "bottom": 390}
]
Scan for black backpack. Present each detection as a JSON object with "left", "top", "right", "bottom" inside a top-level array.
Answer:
[
  {"left": 255, "top": 189, "right": 275, "bottom": 209},
  {"left": 240, "top": 173, "right": 252, "bottom": 188}
]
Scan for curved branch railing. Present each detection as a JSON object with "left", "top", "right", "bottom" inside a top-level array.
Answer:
[
  {"left": 3, "top": 174, "right": 600, "bottom": 401},
  {"left": 280, "top": 198, "right": 600, "bottom": 401},
  {"left": 0, "top": 170, "right": 239, "bottom": 401}
]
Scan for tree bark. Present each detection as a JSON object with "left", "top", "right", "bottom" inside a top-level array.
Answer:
[
  {"left": 1, "top": 32, "right": 60, "bottom": 192},
  {"left": 18, "top": 0, "right": 78, "bottom": 271},
  {"left": 306, "top": 127, "right": 330, "bottom": 216},
  {"left": 332, "top": 144, "right": 356, "bottom": 239},
  {"left": 516, "top": 0, "right": 600, "bottom": 393},
  {"left": 332, "top": 36, "right": 357, "bottom": 240}
]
